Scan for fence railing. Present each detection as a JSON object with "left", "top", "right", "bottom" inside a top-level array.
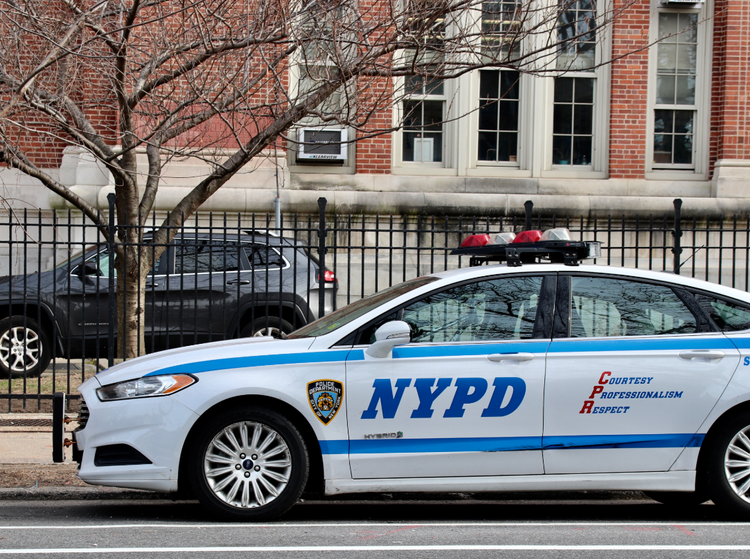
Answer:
[{"left": 2, "top": 197, "right": 749, "bottom": 411}]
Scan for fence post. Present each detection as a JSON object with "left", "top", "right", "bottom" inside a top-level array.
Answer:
[
  {"left": 317, "top": 197, "right": 328, "bottom": 319},
  {"left": 524, "top": 200, "right": 533, "bottom": 231},
  {"left": 107, "top": 193, "right": 116, "bottom": 368},
  {"left": 672, "top": 198, "right": 683, "bottom": 275}
]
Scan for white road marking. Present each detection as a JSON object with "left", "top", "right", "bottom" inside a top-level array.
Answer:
[
  {"left": 1, "top": 521, "right": 749, "bottom": 530},
  {"left": 2, "top": 545, "right": 750, "bottom": 554}
]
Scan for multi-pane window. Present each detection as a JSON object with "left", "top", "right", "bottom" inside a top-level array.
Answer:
[
  {"left": 653, "top": 12, "right": 698, "bottom": 168},
  {"left": 481, "top": 0, "right": 522, "bottom": 59},
  {"left": 553, "top": 0, "right": 597, "bottom": 168},
  {"left": 403, "top": 73, "right": 445, "bottom": 163},
  {"left": 553, "top": 77, "right": 593, "bottom": 165},
  {"left": 557, "top": 0, "right": 597, "bottom": 70},
  {"left": 478, "top": 70, "right": 520, "bottom": 162}
]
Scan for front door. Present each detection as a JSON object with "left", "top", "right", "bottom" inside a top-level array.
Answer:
[{"left": 346, "top": 274, "right": 553, "bottom": 479}]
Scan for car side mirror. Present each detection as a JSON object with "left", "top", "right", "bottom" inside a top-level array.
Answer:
[
  {"left": 366, "top": 321, "right": 411, "bottom": 358},
  {"left": 77, "top": 262, "right": 101, "bottom": 277}
]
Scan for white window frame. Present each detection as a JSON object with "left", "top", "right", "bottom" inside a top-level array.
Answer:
[
  {"left": 645, "top": 0, "right": 713, "bottom": 180},
  {"left": 539, "top": 0, "right": 611, "bottom": 179}
]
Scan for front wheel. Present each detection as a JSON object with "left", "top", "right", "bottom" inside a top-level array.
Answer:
[
  {"left": 0, "top": 316, "right": 51, "bottom": 378},
  {"left": 706, "top": 411, "right": 750, "bottom": 518},
  {"left": 187, "top": 407, "right": 309, "bottom": 521}
]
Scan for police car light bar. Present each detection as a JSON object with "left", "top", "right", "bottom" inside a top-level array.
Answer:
[{"left": 452, "top": 228, "right": 602, "bottom": 267}]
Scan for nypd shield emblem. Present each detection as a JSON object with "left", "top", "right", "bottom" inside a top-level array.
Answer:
[{"left": 308, "top": 380, "right": 343, "bottom": 425}]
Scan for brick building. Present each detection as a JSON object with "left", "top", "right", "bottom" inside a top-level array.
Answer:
[{"left": 1, "top": 0, "right": 748, "bottom": 218}]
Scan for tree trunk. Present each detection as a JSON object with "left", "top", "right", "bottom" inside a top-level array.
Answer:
[{"left": 115, "top": 245, "right": 149, "bottom": 360}]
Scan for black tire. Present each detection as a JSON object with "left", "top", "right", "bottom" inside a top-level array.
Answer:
[
  {"left": 187, "top": 406, "right": 309, "bottom": 521},
  {"left": 644, "top": 490, "right": 709, "bottom": 507},
  {"left": 241, "top": 316, "right": 294, "bottom": 339},
  {"left": 0, "top": 316, "right": 51, "bottom": 378},
  {"left": 706, "top": 411, "right": 750, "bottom": 518}
]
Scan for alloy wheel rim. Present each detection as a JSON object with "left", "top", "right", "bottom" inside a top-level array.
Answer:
[
  {"left": 724, "top": 425, "right": 750, "bottom": 503},
  {"left": 203, "top": 420, "right": 292, "bottom": 509},
  {"left": 253, "top": 327, "right": 281, "bottom": 338},
  {"left": 0, "top": 326, "right": 41, "bottom": 372}
]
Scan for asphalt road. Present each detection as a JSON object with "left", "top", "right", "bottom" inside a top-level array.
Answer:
[{"left": 1, "top": 497, "right": 749, "bottom": 558}]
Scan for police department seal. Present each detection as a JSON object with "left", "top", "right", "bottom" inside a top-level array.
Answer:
[{"left": 307, "top": 380, "right": 343, "bottom": 425}]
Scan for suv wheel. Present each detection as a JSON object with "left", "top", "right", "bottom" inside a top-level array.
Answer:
[
  {"left": 241, "top": 317, "right": 294, "bottom": 339},
  {"left": 0, "top": 316, "right": 51, "bottom": 378}
]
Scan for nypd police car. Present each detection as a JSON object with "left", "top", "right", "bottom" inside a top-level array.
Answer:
[{"left": 60, "top": 228, "right": 750, "bottom": 520}]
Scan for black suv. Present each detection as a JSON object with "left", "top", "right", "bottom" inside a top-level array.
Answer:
[{"left": 0, "top": 231, "right": 337, "bottom": 377}]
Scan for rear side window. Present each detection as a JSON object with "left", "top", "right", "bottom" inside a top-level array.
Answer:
[
  {"left": 173, "top": 240, "right": 242, "bottom": 274},
  {"left": 247, "top": 244, "right": 285, "bottom": 269},
  {"left": 569, "top": 276, "right": 698, "bottom": 337},
  {"left": 692, "top": 293, "right": 750, "bottom": 332}
]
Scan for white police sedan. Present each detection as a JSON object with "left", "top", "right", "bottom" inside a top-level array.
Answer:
[{"left": 62, "top": 229, "right": 750, "bottom": 520}]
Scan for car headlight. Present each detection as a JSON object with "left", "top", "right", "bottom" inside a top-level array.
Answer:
[{"left": 96, "top": 374, "right": 197, "bottom": 401}]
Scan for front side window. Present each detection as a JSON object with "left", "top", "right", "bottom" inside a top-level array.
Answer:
[
  {"left": 401, "top": 276, "right": 543, "bottom": 342},
  {"left": 568, "top": 276, "right": 698, "bottom": 338},
  {"left": 653, "top": 12, "right": 698, "bottom": 168}
]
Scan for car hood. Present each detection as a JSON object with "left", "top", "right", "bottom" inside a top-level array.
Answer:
[{"left": 88, "top": 336, "right": 316, "bottom": 386}]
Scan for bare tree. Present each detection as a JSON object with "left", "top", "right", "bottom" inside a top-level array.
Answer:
[{"left": 0, "top": 0, "right": 634, "bottom": 359}]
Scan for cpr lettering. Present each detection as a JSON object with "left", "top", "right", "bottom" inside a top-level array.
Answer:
[{"left": 361, "top": 377, "right": 526, "bottom": 419}]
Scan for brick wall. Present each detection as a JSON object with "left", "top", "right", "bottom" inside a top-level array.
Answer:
[
  {"left": 711, "top": 0, "right": 750, "bottom": 164},
  {"left": 609, "top": 0, "right": 651, "bottom": 179}
]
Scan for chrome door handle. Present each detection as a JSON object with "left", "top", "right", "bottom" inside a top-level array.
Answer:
[
  {"left": 145, "top": 282, "right": 160, "bottom": 288},
  {"left": 487, "top": 352, "right": 534, "bottom": 363},
  {"left": 679, "top": 350, "right": 725, "bottom": 361},
  {"left": 226, "top": 279, "right": 251, "bottom": 285}
]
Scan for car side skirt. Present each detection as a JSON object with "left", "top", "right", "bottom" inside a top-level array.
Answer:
[{"left": 324, "top": 471, "right": 695, "bottom": 496}]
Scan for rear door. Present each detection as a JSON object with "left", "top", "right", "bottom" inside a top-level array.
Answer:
[{"left": 543, "top": 273, "right": 741, "bottom": 474}]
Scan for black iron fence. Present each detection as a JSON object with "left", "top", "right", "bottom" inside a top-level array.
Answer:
[{"left": 2, "top": 197, "right": 750, "bottom": 411}]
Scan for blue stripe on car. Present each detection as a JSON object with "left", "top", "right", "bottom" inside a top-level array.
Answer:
[
  {"left": 145, "top": 349, "right": 364, "bottom": 376},
  {"left": 146, "top": 337, "right": 740, "bottom": 376},
  {"left": 319, "top": 433, "right": 705, "bottom": 455}
]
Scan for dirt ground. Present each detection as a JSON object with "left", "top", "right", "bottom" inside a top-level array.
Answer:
[{"left": 0, "top": 463, "right": 88, "bottom": 488}]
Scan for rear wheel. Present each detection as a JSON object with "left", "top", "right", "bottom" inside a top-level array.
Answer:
[
  {"left": 0, "top": 316, "right": 51, "bottom": 378},
  {"left": 241, "top": 316, "right": 294, "bottom": 339},
  {"left": 187, "top": 407, "right": 309, "bottom": 521},
  {"left": 706, "top": 411, "right": 750, "bottom": 518}
]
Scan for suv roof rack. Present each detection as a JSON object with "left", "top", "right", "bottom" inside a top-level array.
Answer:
[{"left": 451, "top": 232, "right": 601, "bottom": 267}]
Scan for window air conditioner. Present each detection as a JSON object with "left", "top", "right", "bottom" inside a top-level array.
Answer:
[{"left": 298, "top": 128, "right": 348, "bottom": 160}]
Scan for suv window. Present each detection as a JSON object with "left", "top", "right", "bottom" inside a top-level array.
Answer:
[
  {"left": 692, "top": 292, "right": 750, "bottom": 332},
  {"left": 569, "top": 276, "right": 698, "bottom": 337},
  {"left": 173, "top": 240, "right": 243, "bottom": 274},
  {"left": 248, "top": 244, "right": 285, "bottom": 269}
]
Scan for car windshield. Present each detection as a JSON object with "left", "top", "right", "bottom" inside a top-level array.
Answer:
[{"left": 288, "top": 276, "right": 439, "bottom": 339}]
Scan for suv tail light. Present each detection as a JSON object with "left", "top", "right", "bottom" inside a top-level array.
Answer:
[{"left": 318, "top": 270, "right": 336, "bottom": 283}]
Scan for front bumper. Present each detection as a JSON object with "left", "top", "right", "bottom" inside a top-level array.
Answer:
[{"left": 73, "top": 384, "right": 200, "bottom": 493}]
